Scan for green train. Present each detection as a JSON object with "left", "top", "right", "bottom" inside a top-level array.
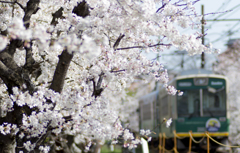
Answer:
[{"left": 139, "top": 69, "right": 229, "bottom": 152}]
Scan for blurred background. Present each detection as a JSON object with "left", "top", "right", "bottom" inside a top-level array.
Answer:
[
  {"left": 148, "top": 0, "right": 240, "bottom": 73},
  {"left": 102, "top": 0, "right": 240, "bottom": 152}
]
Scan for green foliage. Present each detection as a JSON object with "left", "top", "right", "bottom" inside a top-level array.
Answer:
[{"left": 100, "top": 145, "right": 122, "bottom": 153}]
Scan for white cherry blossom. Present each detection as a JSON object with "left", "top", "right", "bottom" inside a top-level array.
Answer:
[{"left": 0, "top": 0, "right": 215, "bottom": 152}]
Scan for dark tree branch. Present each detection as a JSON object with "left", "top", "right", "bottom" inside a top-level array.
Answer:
[
  {"left": 91, "top": 73, "right": 104, "bottom": 98},
  {"left": 0, "top": 0, "right": 14, "bottom": 3},
  {"left": 196, "top": 33, "right": 207, "bottom": 39},
  {"left": 23, "top": 41, "right": 42, "bottom": 82},
  {"left": 24, "top": 42, "right": 35, "bottom": 69},
  {"left": 113, "top": 33, "right": 125, "bottom": 50},
  {"left": 0, "top": 0, "right": 24, "bottom": 9},
  {"left": 0, "top": 51, "right": 36, "bottom": 94},
  {"left": 1, "top": 0, "right": 40, "bottom": 56},
  {"left": 23, "top": 0, "right": 40, "bottom": 29},
  {"left": 4, "top": 1, "right": 92, "bottom": 152},
  {"left": 50, "top": 0, "right": 91, "bottom": 94},
  {"left": 0, "top": 51, "right": 22, "bottom": 74},
  {"left": 0, "top": 61, "right": 23, "bottom": 94},
  {"left": 49, "top": 50, "right": 73, "bottom": 93},
  {"left": 96, "top": 72, "right": 104, "bottom": 90},
  {"left": 7, "top": 39, "right": 23, "bottom": 56},
  {"left": 104, "top": 33, "right": 111, "bottom": 47},
  {"left": 83, "top": 101, "right": 93, "bottom": 108},
  {"left": 21, "top": 69, "right": 36, "bottom": 94},
  {"left": 110, "top": 69, "right": 126, "bottom": 73},
  {"left": 48, "top": 0, "right": 91, "bottom": 94},
  {"left": 156, "top": 3, "right": 167, "bottom": 13},
  {"left": 72, "top": 0, "right": 90, "bottom": 18},
  {"left": 15, "top": 1, "right": 25, "bottom": 10},
  {"left": 32, "top": 2, "right": 92, "bottom": 150},
  {"left": 116, "top": 43, "right": 172, "bottom": 50},
  {"left": 51, "top": 7, "right": 64, "bottom": 26}
]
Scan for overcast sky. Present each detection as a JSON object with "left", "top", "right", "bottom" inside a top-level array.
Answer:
[
  {"left": 196, "top": 0, "right": 240, "bottom": 51},
  {"left": 153, "top": 0, "right": 240, "bottom": 72}
]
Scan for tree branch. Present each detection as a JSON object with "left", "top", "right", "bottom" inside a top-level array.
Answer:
[
  {"left": 23, "top": 41, "right": 42, "bottom": 82},
  {"left": 110, "top": 69, "right": 126, "bottom": 73},
  {"left": 113, "top": 33, "right": 125, "bottom": 50},
  {"left": 0, "top": 0, "right": 13, "bottom": 3},
  {"left": 96, "top": 72, "right": 104, "bottom": 90},
  {"left": 7, "top": 39, "right": 23, "bottom": 56},
  {"left": 156, "top": 3, "right": 167, "bottom": 13},
  {"left": 0, "top": 61, "right": 23, "bottom": 94},
  {"left": 0, "top": 51, "right": 22, "bottom": 74},
  {"left": 49, "top": 50, "right": 73, "bottom": 93},
  {"left": 23, "top": 0, "right": 40, "bottom": 29},
  {"left": 0, "top": 0, "right": 24, "bottom": 10},
  {"left": 0, "top": 51, "right": 36, "bottom": 94},
  {"left": 91, "top": 73, "right": 104, "bottom": 98},
  {"left": 72, "top": 0, "right": 90, "bottom": 18},
  {"left": 116, "top": 43, "right": 172, "bottom": 50},
  {"left": 24, "top": 42, "right": 35, "bottom": 69},
  {"left": 51, "top": 7, "right": 64, "bottom": 26}
]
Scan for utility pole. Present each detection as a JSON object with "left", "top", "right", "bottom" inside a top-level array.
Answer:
[
  {"left": 201, "top": 4, "right": 240, "bottom": 69},
  {"left": 201, "top": 5, "right": 205, "bottom": 69}
]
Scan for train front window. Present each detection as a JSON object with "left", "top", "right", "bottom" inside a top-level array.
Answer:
[
  {"left": 177, "top": 88, "right": 226, "bottom": 117},
  {"left": 202, "top": 88, "right": 226, "bottom": 117},
  {"left": 177, "top": 90, "right": 200, "bottom": 117}
]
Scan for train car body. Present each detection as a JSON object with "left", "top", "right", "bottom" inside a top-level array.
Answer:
[{"left": 139, "top": 69, "right": 229, "bottom": 152}]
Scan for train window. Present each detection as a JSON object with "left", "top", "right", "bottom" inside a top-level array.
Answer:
[
  {"left": 161, "top": 96, "right": 168, "bottom": 116},
  {"left": 202, "top": 89, "right": 226, "bottom": 117},
  {"left": 177, "top": 90, "right": 200, "bottom": 117},
  {"left": 142, "top": 103, "right": 152, "bottom": 120},
  {"left": 177, "top": 88, "right": 226, "bottom": 118}
]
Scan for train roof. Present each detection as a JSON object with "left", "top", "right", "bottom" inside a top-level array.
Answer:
[
  {"left": 178, "top": 69, "right": 213, "bottom": 76},
  {"left": 139, "top": 90, "right": 158, "bottom": 105},
  {"left": 176, "top": 69, "right": 227, "bottom": 80}
]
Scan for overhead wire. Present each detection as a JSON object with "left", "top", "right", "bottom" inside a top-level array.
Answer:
[
  {"left": 204, "top": 2, "right": 240, "bottom": 47},
  {"left": 209, "top": 4, "right": 240, "bottom": 21},
  {"left": 153, "top": 1, "right": 240, "bottom": 71},
  {"left": 206, "top": 3, "right": 240, "bottom": 30},
  {"left": 210, "top": 20, "right": 240, "bottom": 44},
  {"left": 211, "top": 0, "right": 232, "bottom": 14}
]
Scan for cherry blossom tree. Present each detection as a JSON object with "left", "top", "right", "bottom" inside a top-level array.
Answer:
[
  {"left": 214, "top": 39, "right": 240, "bottom": 153},
  {"left": 0, "top": 0, "right": 214, "bottom": 152}
]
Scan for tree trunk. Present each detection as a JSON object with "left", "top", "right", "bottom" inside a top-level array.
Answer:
[
  {"left": 0, "top": 134, "right": 15, "bottom": 153},
  {"left": 93, "top": 140, "right": 102, "bottom": 153}
]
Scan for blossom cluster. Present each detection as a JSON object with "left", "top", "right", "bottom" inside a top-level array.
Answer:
[
  {"left": 215, "top": 39, "right": 240, "bottom": 151},
  {"left": 0, "top": 123, "right": 19, "bottom": 135},
  {"left": 0, "top": 0, "right": 215, "bottom": 152}
]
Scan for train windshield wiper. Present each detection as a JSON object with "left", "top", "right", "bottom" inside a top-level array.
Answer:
[
  {"left": 188, "top": 113, "right": 194, "bottom": 119},
  {"left": 205, "top": 109, "right": 214, "bottom": 117}
]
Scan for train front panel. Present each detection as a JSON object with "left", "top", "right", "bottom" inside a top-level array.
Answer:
[{"left": 175, "top": 76, "right": 229, "bottom": 137}]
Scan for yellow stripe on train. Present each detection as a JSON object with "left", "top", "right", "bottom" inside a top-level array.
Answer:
[{"left": 176, "top": 132, "right": 229, "bottom": 137}]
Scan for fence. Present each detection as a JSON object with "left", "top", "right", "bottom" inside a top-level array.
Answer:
[{"left": 158, "top": 130, "right": 240, "bottom": 153}]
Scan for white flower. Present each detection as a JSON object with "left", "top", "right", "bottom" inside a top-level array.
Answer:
[
  {"left": 145, "top": 129, "right": 151, "bottom": 135},
  {"left": 111, "top": 140, "right": 118, "bottom": 144},
  {"left": 0, "top": 0, "right": 216, "bottom": 149},
  {"left": 140, "top": 129, "right": 145, "bottom": 135},
  {"left": 178, "top": 91, "right": 183, "bottom": 96},
  {"left": 0, "top": 125, "right": 5, "bottom": 135},
  {"left": 39, "top": 146, "right": 50, "bottom": 153},
  {"left": 19, "top": 132, "right": 25, "bottom": 139},
  {"left": 23, "top": 141, "right": 35, "bottom": 151},
  {"left": 166, "top": 85, "right": 177, "bottom": 95},
  {"left": 147, "top": 137, "right": 152, "bottom": 142},
  {"left": 166, "top": 118, "right": 172, "bottom": 128},
  {"left": 0, "top": 36, "right": 8, "bottom": 51}
]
